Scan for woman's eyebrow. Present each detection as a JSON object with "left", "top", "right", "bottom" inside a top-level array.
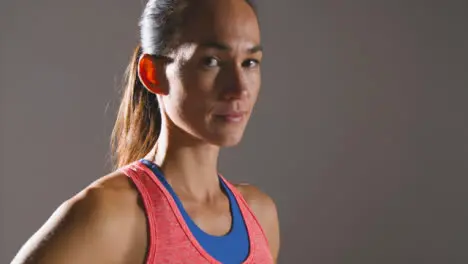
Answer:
[{"left": 199, "top": 41, "right": 263, "bottom": 53}]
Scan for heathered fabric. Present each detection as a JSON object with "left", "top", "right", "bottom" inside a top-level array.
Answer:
[{"left": 120, "top": 160, "right": 274, "bottom": 264}]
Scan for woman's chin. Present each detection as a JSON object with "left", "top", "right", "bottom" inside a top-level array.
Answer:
[
  {"left": 203, "top": 119, "right": 249, "bottom": 147},
  {"left": 208, "top": 131, "right": 245, "bottom": 148}
]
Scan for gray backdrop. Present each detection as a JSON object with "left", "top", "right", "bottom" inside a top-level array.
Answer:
[{"left": 1, "top": 0, "right": 467, "bottom": 263}]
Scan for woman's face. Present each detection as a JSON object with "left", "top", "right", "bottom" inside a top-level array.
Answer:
[{"left": 161, "top": 0, "right": 262, "bottom": 147}]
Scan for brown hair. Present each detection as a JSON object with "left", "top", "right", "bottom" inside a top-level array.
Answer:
[{"left": 111, "top": 45, "right": 161, "bottom": 168}]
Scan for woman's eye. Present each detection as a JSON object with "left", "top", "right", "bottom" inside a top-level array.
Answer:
[
  {"left": 242, "top": 59, "right": 260, "bottom": 68},
  {"left": 202, "top": 57, "right": 219, "bottom": 68}
]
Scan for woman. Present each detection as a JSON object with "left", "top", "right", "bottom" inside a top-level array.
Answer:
[{"left": 12, "top": 0, "right": 280, "bottom": 263}]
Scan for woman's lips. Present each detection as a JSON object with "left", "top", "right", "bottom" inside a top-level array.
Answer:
[{"left": 214, "top": 111, "right": 246, "bottom": 123}]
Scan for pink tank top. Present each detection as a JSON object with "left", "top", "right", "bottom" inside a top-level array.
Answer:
[{"left": 120, "top": 160, "right": 274, "bottom": 264}]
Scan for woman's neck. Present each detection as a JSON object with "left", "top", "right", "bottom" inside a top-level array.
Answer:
[{"left": 145, "top": 120, "right": 222, "bottom": 201}]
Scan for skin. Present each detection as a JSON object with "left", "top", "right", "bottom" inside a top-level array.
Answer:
[{"left": 11, "top": 0, "right": 280, "bottom": 263}]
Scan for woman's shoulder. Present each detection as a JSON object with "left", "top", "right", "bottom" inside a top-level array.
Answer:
[
  {"left": 233, "top": 183, "right": 276, "bottom": 212},
  {"left": 11, "top": 170, "right": 147, "bottom": 264},
  {"left": 233, "top": 183, "right": 279, "bottom": 231},
  {"left": 234, "top": 183, "right": 280, "bottom": 261},
  {"left": 82, "top": 169, "right": 138, "bottom": 202},
  {"left": 72, "top": 169, "right": 142, "bottom": 218},
  {"left": 64, "top": 170, "right": 141, "bottom": 227},
  {"left": 67, "top": 169, "right": 147, "bottom": 243}
]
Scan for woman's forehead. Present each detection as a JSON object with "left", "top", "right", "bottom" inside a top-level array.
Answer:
[{"left": 181, "top": 0, "right": 260, "bottom": 43}]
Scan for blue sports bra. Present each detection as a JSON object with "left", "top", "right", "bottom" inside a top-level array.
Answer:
[{"left": 140, "top": 159, "right": 250, "bottom": 263}]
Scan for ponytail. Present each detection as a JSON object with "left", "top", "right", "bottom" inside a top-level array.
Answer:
[{"left": 111, "top": 45, "right": 161, "bottom": 169}]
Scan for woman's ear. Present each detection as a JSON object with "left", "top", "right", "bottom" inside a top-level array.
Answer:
[{"left": 138, "top": 54, "right": 168, "bottom": 95}]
